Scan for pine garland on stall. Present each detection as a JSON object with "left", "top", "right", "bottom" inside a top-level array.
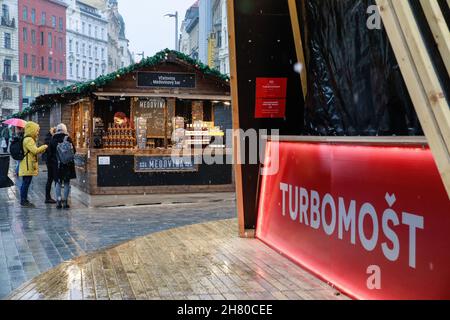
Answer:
[
  {"left": 8, "top": 49, "right": 230, "bottom": 120},
  {"left": 57, "top": 49, "right": 230, "bottom": 95}
]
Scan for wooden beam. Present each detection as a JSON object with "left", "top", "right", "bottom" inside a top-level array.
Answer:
[
  {"left": 420, "top": 0, "right": 450, "bottom": 75},
  {"left": 287, "top": 0, "right": 308, "bottom": 99},
  {"left": 376, "top": 0, "right": 450, "bottom": 199},
  {"left": 227, "top": 0, "right": 247, "bottom": 238}
]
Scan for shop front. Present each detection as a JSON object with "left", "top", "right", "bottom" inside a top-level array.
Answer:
[{"left": 31, "top": 51, "right": 234, "bottom": 198}]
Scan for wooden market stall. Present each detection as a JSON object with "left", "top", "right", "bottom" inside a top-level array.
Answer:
[{"left": 29, "top": 50, "right": 234, "bottom": 198}]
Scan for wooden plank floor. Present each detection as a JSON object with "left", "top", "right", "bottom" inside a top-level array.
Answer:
[{"left": 5, "top": 219, "right": 349, "bottom": 300}]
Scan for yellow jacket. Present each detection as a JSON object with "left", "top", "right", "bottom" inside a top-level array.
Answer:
[{"left": 19, "top": 122, "right": 48, "bottom": 177}]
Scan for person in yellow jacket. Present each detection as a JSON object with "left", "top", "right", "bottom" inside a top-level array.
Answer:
[{"left": 19, "top": 121, "right": 48, "bottom": 208}]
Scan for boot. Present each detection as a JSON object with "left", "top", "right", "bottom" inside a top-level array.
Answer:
[
  {"left": 45, "top": 197, "right": 57, "bottom": 204},
  {"left": 56, "top": 200, "right": 63, "bottom": 210},
  {"left": 63, "top": 200, "right": 70, "bottom": 210}
]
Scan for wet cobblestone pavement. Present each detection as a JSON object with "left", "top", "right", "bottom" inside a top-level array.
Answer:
[
  {"left": 7, "top": 219, "right": 348, "bottom": 300},
  {"left": 0, "top": 169, "right": 236, "bottom": 299}
]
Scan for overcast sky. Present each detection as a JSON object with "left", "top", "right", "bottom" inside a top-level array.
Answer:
[{"left": 118, "top": 0, "right": 197, "bottom": 61}]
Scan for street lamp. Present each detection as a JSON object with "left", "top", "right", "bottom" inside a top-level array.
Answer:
[
  {"left": 136, "top": 51, "right": 145, "bottom": 62},
  {"left": 164, "top": 11, "right": 179, "bottom": 52}
]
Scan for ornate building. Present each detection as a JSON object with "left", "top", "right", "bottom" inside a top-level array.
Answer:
[
  {"left": 19, "top": 0, "right": 67, "bottom": 110},
  {"left": 64, "top": 0, "right": 108, "bottom": 84},
  {"left": 0, "top": 0, "right": 20, "bottom": 118},
  {"left": 72, "top": 0, "right": 132, "bottom": 73}
]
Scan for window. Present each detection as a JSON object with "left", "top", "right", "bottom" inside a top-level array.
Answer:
[
  {"left": 2, "top": 88, "right": 12, "bottom": 101},
  {"left": 217, "top": 31, "right": 222, "bottom": 48},
  {"left": 41, "top": 56, "right": 44, "bottom": 71},
  {"left": 76, "top": 41, "right": 79, "bottom": 54},
  {"left": 89, "top": 66, "right": 92, "bottom": 79},
  {"left": 2, "top": 5, "right": 9, "bottom": 21},
  {"left": 88, "top": 24, "right": 91, "bottom": 36},
  {"left": 31, "top": 9, "right": 36, "bottom": 23},
  {"left": 82, "top": 22, "right": 85, "bottom": 34},
  {"left": 31, "top": 29, "right": 36, "bottom": 44},
  {"left": 48, "top": 57, "right": 52, "bottom": 72},
  {"left": 101, "top": 48, "right": 105, "bottom": 59},
  {"left": 4, "top": 33, "right": 11, "bottom": 49},
  {"left": 31, "top": 55, "right": 36, "bottom": 70},
  {"left": 41, "top": 12, "right": 46, "bottom": 26},
  {"left": 23, "top": 6, "right": 28, "bottom": 21},
  {"left": 22, "top": 28, "right": 27, "bottom": 44},
  {"left": 101, "top": 28, "right": 104, "bottom": 40},
  {"left": 3, "top": 59, "right": 11, "bottom": 77},
  {"left": 70, "top": 63, "right": 73, "bottom": 76},
  {"left": 48, "top": 32, "right": 52, "bottom": 48},
  {"left": 60, "top": 61, "right": 63, "bottom": 75},
  {"left": 95, "top": 67, "right": 98, "bottom": 77},
  {"left": 51, "top": 16, "right": 56, "bottom": 28},
  {"left": 23, "top": 53, "right": 28, "bottom": 68},
  {"left": 76, "top": 64, "right": 79, "bottom": 77},
  {"left": 59, "top": 17, "right": 63, "bottom": 31},
  {"left": 58, "top": 38, "right": 63, "bottom": 52},
  {"left": 94, "top": 47, "right": 98, "bottom": 59},
  {"left": 88, "top": 45, "right": 92, "bottom": 57},
  {"left": 95, "top": 26, "right": 98, "bottom": 38},
  {"left": 40, "top": 32, "right": 44, "bottom": 46},
  {"left": 82, "top": 43, "right": 85, "bottom": 56},
  {"left": 69, "top": 39, "right": 73, "bottom": 52}
]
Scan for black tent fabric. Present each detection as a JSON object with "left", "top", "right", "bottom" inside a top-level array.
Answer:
[
  {"left": 301, "top": 0, "right": 423, "bottom": 136},
  {"left": 0, "top": 155, "right": 14, "bottom": 189}
]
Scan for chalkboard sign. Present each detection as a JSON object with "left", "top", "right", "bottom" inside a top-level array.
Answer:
[
  {"left": 134, "top": 156, "right": 198, "bottom": 173},
  {"left": 135, "top": 99, "right": 166, "bottom": 138},
  {"left": 137, "top": 72, "right": 196, "bottom": 88}
]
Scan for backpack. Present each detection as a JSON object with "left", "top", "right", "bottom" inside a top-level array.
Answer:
[
  {"left": 10, "top": 136, "right": 26, "bottom": 161},
  {"left": 57, "top": 136, "right": 75, "bottom": 165}
]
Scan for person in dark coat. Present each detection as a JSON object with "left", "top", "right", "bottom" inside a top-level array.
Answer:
[
  {"left": 43, "top": 128, "right": 56, "bottom": 204},
  {"left": 49, "top": 124, "right": 76, "bottom": 210}
]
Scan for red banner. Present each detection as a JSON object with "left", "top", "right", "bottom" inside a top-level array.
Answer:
[
  {"left": 256, "top": 141, "right": 450, "bottom": 300},
  {"left": 255, "top": 78, "right": 287, "bottom": 119}
]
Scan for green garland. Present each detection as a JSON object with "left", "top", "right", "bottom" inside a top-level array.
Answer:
[
  {"left": 8, "top": 49, "right": 230, "bottom": 120},
  {"left": 57, "top": 49, "right": 230, "bottom": 95}
]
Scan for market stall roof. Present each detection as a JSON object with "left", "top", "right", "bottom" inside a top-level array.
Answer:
[
  {"left": 57, "top": 48, "right": 230, "bottom": 95},
  {"left": 9, "top": 49, "right": 230, "bottom": 120}
]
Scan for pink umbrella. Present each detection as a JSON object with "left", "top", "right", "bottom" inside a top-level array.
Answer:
[{"left": 3, "top": 118, "right": 27, "bottom": 128}]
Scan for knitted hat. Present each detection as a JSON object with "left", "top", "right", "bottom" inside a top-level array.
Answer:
[{"left": 56, "top": 123, "right": 68, "bottom": 134}]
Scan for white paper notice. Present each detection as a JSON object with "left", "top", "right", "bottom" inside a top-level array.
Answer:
[{"left": 98, "top": 156, "right": 110, "bottom": 165}]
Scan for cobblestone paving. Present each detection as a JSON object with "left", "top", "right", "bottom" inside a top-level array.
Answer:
[
  {"left": 0, "top": 168, "right": 236, "bottom": 299},
  {"left": 7, "top": 219, "right": 348, "bottom": 300}
]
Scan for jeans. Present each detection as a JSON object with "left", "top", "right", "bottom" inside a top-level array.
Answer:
[
  {"left": 45, "top": 165, "right": 55, "bottom": 199},
  {"left": 20, "top": 176, "right": 33, "bottom": 203},
  {"left": 56, "top": 180, "right": 71, "bottom": 201}
]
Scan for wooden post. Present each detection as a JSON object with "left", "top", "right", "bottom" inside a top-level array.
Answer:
[
  {"left": 376, "top": 0, "right": 450, "bottom": 199},
  {"left": 227, "top": 0, "right": 247, "bottom": 238},
  {"left": 419, "top": 0, "right": 450, "bottom": 75},
  {"left": 287, "top": 0, "right": 308, "bottom": 99}
]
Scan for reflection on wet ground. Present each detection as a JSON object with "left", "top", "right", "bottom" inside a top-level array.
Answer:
[
  {"left": 0, "top": 168, "right": 236, "bottom": 298},
  {"left": 7, "top": 219, "right": 348, "bottom": 300}
]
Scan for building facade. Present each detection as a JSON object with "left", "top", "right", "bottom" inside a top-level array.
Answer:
[
  {"left": 19, "top": 0, "right": 67, "bottom": 109},
  {"left": 179, "top": 1, "right": 199, "bottom": 61},
  {"left": 64, "top": 0, "right": 108, "bottom": 84},
  {"left": 180, "top": 0, "right": 229, "bottom": 75},
  {"left": 0, "top": 0, "right": 20, "bottom": 118}
]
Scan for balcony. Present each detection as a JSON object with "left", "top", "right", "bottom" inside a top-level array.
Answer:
[
  {"left": 2, "top": 74, "right": 18, "bottom": 82},
  {"left": 1, "top": 17, "right": 16, "bottom": 28}
]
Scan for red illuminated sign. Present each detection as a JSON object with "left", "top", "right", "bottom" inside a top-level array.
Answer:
[
  {"left": 255, "top": 78, "right": 287, "bottom": 119},
  {"left": 257, "top": 141, "right": 450, "bottom": 300}
]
